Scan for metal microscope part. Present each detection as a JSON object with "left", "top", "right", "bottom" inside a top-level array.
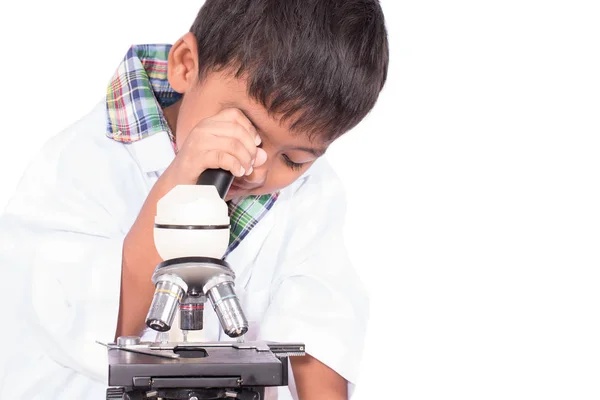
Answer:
[
  {"left": 150, "top": 257, "right": 248, "bottom": 338},
  {"left": 180, "top": 293, "right": 206, "bottom": 331},
  {"left": 203, "top": 275, "right": 248, "bottom": 338},
  {"left": 146, "top": 274, "right": 188, "bottom": 332},
  {"left": 117, "top": 336, "right": 142, "bottom": 346},
  {"left": 96, "top": 341, "right": 179, "bottom": 359},
  {"left": 102, "top": 338, "right": 304, "bottom": 400},
  {"left": 146, "top": 257, "right": 236, "bottom": 334},
  {"left": 105, "top": 340, "right": 297, "bottom": 389},
  {"left": 99, "top": 339, "right": 306, "bottom": 360},
  {"left": 263, "top": 342, "right": 306, "bottom": 358},
  {"left": 152, "top": 257, "right": 234, "bottom": 289}
]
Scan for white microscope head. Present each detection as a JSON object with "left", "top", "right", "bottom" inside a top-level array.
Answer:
[{"left": 154, "top": 184, "right": 230, "bottom": 260}]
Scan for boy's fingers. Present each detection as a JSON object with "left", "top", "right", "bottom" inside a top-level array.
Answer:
[
  {"left": 201, "top": 150, "right": 246, "bottom": 177},
  {"left": 193, "top": 120, "right": 258, "bottom": 161},
  {"left": 200, "top": 135, "right": 254, "bottom": 174},
  {"left": 213, "top": 108, "right": 261, "bottom": 146},
  {"left": 254, "top": 148, "right": 267, "bottom": 167}
]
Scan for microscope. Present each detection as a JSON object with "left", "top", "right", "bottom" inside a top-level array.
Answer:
[{"left": 102, "top": 170, "right": 304, "bottom": 400}]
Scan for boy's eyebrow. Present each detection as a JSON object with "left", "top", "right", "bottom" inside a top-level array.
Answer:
[{"left": 221, "top": 102, "right": 327, "bottom": 157}]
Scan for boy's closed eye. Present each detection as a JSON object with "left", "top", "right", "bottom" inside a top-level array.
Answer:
[{"left": 282, "top": 154, "right": 314, "bottom": 171}]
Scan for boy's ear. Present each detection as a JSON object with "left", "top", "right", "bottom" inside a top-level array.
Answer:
[{"left": 168, "top": 32, "right": 199, "bottom": 93}]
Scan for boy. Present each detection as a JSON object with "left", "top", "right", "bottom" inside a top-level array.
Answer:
[{"left": 0, "top": 0, "right": 388, "bottom": 399}]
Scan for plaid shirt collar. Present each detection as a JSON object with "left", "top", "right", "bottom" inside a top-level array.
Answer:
[
  {"left": 106, "top": 44, "right": 179, "bottom": 143},
  {"left": 105, "top": 44, "right": 278, "bottom": 256}
]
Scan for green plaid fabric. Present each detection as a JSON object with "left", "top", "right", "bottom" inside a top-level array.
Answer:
[
  {"left": 227, "top": 194, "right": 278, "bottom": 256},
  {"left": 105, "top": 44, "right": 278, "bottom": 255}
]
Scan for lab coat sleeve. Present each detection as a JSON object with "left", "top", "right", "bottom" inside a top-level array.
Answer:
[
  {"left": 258, "top": 169, "right": 370, "bottom": 395},
  {"left": 0, "top": 129, "right": 135, "bottom": 383}
]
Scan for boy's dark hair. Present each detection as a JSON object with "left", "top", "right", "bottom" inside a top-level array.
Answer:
[{"left": 190, "top": 0, "right": 389, "bottom": 142}]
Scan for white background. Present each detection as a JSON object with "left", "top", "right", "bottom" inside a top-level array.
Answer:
[{"left": 1, "top": 0, "right": 599, "bottom": 399}]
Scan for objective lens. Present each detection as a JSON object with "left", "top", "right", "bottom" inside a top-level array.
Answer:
[
  {"left": 146, "top": 275, "right": 188, "bottom": 332},
  {"left": 180, "top": 293, "right": 205, "bottom": 331},
  {"left": 203, "top": 275, "right": 248, "bottom": 338}
]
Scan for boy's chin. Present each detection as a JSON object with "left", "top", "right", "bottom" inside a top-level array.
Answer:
[
  {"left": 225, "top": 187, "right": 251, "bottom": 201},
  {"left": 225, "top": 186, "right": 272, "bottom": 201},
  {"left": 224, "top": 193, "right": 240, "bottom": 202}
]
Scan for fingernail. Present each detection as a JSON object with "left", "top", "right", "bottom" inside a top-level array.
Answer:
[
  {"left": 238, "top": 166, "right": 245, "bottom": 176},
  {"left": 255, "top": 148, "right": 267, "bottom": 165},
  {"left": 255, "top": 135, "right": 262, "bottom": 146},
  {"left": 246, "top": 166, "right": 253, "bottom": 175}
]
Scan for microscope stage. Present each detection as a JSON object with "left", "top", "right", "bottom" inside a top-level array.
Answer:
[{"left": 106, "top": 341, "right": 303, "bottom": 389}]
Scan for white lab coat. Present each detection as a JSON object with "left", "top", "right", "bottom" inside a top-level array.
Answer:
[{"left": 0, "top": 101, "right": 369, "bottom": 400}]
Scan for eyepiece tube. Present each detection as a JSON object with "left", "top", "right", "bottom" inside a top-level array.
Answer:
[
  {"left": 146, "top": 275, "right": 188, "bottom": 332},
  {"left": 196, "top": 169, "right": 234, "bottom": 199},
  {"left": 203, "top": 274, "right": 248, "bottom": 337}
]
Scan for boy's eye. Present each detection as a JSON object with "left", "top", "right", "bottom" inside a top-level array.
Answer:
[{"left": 282, "top": 154, "right": 305, "bottom": 171}]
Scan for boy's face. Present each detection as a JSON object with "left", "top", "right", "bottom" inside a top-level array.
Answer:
[{"left": 166, "top": 34, "right": 329, "bottom": 201}]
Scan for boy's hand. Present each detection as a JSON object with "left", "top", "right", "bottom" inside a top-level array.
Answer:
[
  {"left": 116, "top": 107, "right": 265, "bottom": 339},
  {"left": 163, "top": 108, "right": 267, "bottom": 185}
]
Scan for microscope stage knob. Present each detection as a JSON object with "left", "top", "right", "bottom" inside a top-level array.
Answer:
[{"left": 116, "top": 336, "right": 141, "bottom": 347}]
